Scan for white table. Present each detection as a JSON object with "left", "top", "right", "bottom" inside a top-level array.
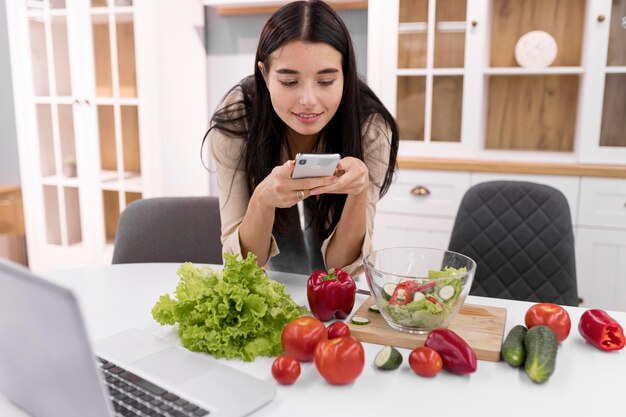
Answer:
[{"left": 2, "top": 263, "right": 625, "bottom": 417}]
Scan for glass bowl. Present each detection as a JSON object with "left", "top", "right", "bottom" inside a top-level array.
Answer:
[{"left": 363, "top": 247, "right": 476, "bottom": 334}]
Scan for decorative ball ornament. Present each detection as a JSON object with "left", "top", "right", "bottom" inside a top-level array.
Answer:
[{"left": 514, "top": 30, "right": 558, "bottom": 68}]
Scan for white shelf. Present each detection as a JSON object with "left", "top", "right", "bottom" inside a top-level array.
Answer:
[
  {"left": 41, "top": 175, "right": 81, "bottom": 187},
  {"left": 484, "top": 66, "right": 585, "bottom": 75},
  {"left": 606, "top": 66, "right": 626, "bottom": 74},
  {"left": 397, "top": 68, "right": 465, "bottom": 76},
  {"left": 100, "top": 171, "right": 142, "bottom": 192},
  {"left": 399, "top": 21, "right": 466, "bottom": 34}
]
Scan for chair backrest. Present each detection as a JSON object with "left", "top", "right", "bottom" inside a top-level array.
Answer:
[
  {"left": 112, "top": 196, "right": 222, "bottom": 265},
  {"left": 448, "top": 181, "right": 578, "bottom": 306}
]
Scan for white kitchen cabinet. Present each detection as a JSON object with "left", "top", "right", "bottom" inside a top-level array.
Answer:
[
  {"left": 576, "top": 228, "right": 626, "bottom": 311},
  {"left": 373, "top": 214, "right": 454, "bottom": 251},
  {"left": 578, "top": 178, "right": 626, "bottom": 230},
  {"left": 373, "top": 169, "right": 469, "bottom": 252},
  {"left": 575, "top": 178, "right": 626, "bottom": 311},
  {"left": 367, "top": 0, "right": 626, "bottom": 165},
  {"left": 6, "top": 0, "right": 208, "bottom": 271}
]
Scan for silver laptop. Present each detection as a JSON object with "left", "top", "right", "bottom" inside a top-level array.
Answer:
[{"left": 0, "top": 259, "right": 276, "bottom": 417}]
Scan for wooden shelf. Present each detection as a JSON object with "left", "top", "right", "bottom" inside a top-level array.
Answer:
[
  {"left": 397, "top": 157, "right": 626, "bottom": 179},
  {"left": 204, "top": 0, "right": 367, "bottom": 16}
]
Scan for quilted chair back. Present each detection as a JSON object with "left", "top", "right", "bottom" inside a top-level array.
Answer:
[
  {"left": 112, "top": 197, "right": 223, "bottom": 265},
  {"left": 448, "top": 181, "right": 578, "bottom": 306}
]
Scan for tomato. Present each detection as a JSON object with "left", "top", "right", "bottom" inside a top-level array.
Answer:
[
  {"left": 409, "top": 346, "right": 443, "bottom": 377},
  {"left": 271, "top": 355, "right": 301, "bottom": 385},
  {"left": 524, "top": 303, "right": 571, "bottom": 343},
  {"left": 281, "top": 316, "right": 328, "bottom": 362},
  {"left": 327, "top": 321, "right": 351, "bottom": 339},
  {"left": 314, "top": 336, "right": 364, "bottom": 385}
]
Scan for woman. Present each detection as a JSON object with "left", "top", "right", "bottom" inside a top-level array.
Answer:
[{"left": 205, "top": 0, "right": 399, "bottom": 276}]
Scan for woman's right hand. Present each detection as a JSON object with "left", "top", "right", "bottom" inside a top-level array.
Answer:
[{"left": 255, "top": 160, "right": 338, "bottom": 209}]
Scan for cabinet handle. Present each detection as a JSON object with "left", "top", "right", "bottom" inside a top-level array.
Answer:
[
  {"left": 597, "top": 15, "right": 605, "bottom": 22},
  {"left": 410, "top": 185, "right": 431, "bottom": 197},
  {"left": 471, "top": 19, "right": 478, "bottom": 28}
]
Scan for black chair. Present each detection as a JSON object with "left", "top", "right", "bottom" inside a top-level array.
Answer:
[
  {"left": 447, "top": 181, "right": 578, "bottom": 306},
  {"left": 112, "top": 196, "right": 223, "bottom": 265}
]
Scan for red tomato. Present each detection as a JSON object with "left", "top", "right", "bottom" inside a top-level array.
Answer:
[
  {"left": 314, "top": 336, "right": 364, "bottom": 385},
  {"left": 409, "top": 346, "right": 443, "bottom": 377},
  {"left": 271, "top": 355, "right": 301, "bottom": 385},
  {"left": 327, "top": 321, "right": 351, "bottom": 339},
  {"left": 281, "top": 316, "right": 328, "bottom": 362},
  {"left": 525, "top": 303, "right": 571, "bottom": 343}
]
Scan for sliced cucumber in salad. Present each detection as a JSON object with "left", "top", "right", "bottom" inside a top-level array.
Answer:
[
  {"left": 438, "top": 284, "right": 456, "bottom": 301},
  {"left": 382, "top": 283, "right": 396, "bottom": 300}
]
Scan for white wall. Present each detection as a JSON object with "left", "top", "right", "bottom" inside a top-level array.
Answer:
[
  {"left": 204, "top": 6, "right": 368, "bottom": 194},
  {"left": 0, "top": 0, "right": 20, "bottom": 186}
]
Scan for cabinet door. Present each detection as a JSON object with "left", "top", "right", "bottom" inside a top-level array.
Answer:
[
  {"left": 78, "top": 1, "right": 144, "bottom": 249},
  {"left": 373, "top": 213, "right": 454, "bottom": 250},
  {"left": 378, "top": 169, "right": 471, "bottom": 217},
  {"left": 6, "top": 0, "right": 88, "bottom": 271},
  {"left": 576, "top": 227, "right": 626, "bottom": 312},
  {"left": 368, "top": 0, "right": 475, "bottom": 158},
  {"left": 578, "top": 0, "right": 626, "bottom": 164},
  {"left": 578, "top": 177, "right": 626, "bottom": 229}
]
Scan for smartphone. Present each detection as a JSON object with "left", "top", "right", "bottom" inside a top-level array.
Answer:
[{"left": 292, "top": 153, "right": 341, "bottom": 179}]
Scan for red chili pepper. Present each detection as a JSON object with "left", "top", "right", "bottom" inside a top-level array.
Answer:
[
  {"left": 397, "top": 280, "right": 419, "bottom": 293},
  {"left": 307, "top": 268, "right": 356, "bottom": 322},
  {"left": 424, "top": 328, "right": 477, "bottom": 375},
  {"left": 578, "top": 309, "right": 625, "bottom": 351},
  {"left": 389, "top": 286, "right": 412, "bottom": 305},
  {"left": 426, "top": 296, "right": 443, "bottom": 309}
]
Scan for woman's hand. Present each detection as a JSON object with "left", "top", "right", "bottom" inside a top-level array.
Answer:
[
  {"left": 310, "top": 157, "right": 369, "bottom": 197},
  {"left": 255, "top": 160, "right": 339, "bottom": 208}
]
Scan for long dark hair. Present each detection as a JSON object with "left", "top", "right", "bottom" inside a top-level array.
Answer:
[{"left": 204, "top": 0, "right": 399, "bottom": 239}]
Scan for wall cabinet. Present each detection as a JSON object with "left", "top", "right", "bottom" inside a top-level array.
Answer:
[
  {"left": 367, "top": 0, "right": 626, "bottom": 164},
  {"left": 6, "top": 0, "right": 208, "bottom": 272}
]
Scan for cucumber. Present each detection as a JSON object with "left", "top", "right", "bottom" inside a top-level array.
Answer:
[
  {"left": 382, "top": 283, "right": 396, "bottom": 300},
  {"left": 374, "top": 346, "right": 403, "bottom": 370},
  {"left": 438, "top": 285, "right": 455, "bottom": 301},
  {"left": 524, "top": 325, "right": 558, "bottom": 384},
  {"left": 413, "top": 291, "right": 425, "bottom": 302},
  {"left": 501, "top": 325, "right": 527, "bottom": 367},
  {"left": 351, "top": 316, "right": 370, "bottom": 325},
  {"left": 368, "top": 304, "right": 380, "bottom": 313}
]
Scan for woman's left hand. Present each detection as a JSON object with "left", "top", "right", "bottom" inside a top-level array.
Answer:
[{"left": 310, "top": 157, "right": 368, "bottom": 196}]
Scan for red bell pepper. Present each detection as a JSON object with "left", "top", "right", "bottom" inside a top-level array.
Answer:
[
  {"left": 578, "top": 309, "right": 625, "bottom": 351},
  {"left": 424, "top": 328, "right": 477, "bottom": 375},
  {"left": 307, "top": 268, "right": 356, "bottom": 322}
]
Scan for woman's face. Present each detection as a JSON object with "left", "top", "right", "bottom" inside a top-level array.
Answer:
[{"left": 260, "top": 41, "right": 344, "bottom": 141}]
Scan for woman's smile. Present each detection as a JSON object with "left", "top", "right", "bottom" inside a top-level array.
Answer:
[{"left": 293, "top": 112, "right": 323, "bottom": 124}]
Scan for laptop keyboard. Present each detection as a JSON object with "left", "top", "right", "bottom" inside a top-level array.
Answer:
[{"left": 97, "top": 357, "right": 209, "bottom": 417}]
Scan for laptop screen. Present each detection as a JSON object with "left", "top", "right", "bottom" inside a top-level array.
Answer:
[{"left": 0, "top": 259, "right": 112, "bottom": 417}]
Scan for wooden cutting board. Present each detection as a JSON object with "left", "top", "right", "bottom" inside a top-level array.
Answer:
[{"left": 348, "top": 297, "right": 508, "bottom": 362}]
